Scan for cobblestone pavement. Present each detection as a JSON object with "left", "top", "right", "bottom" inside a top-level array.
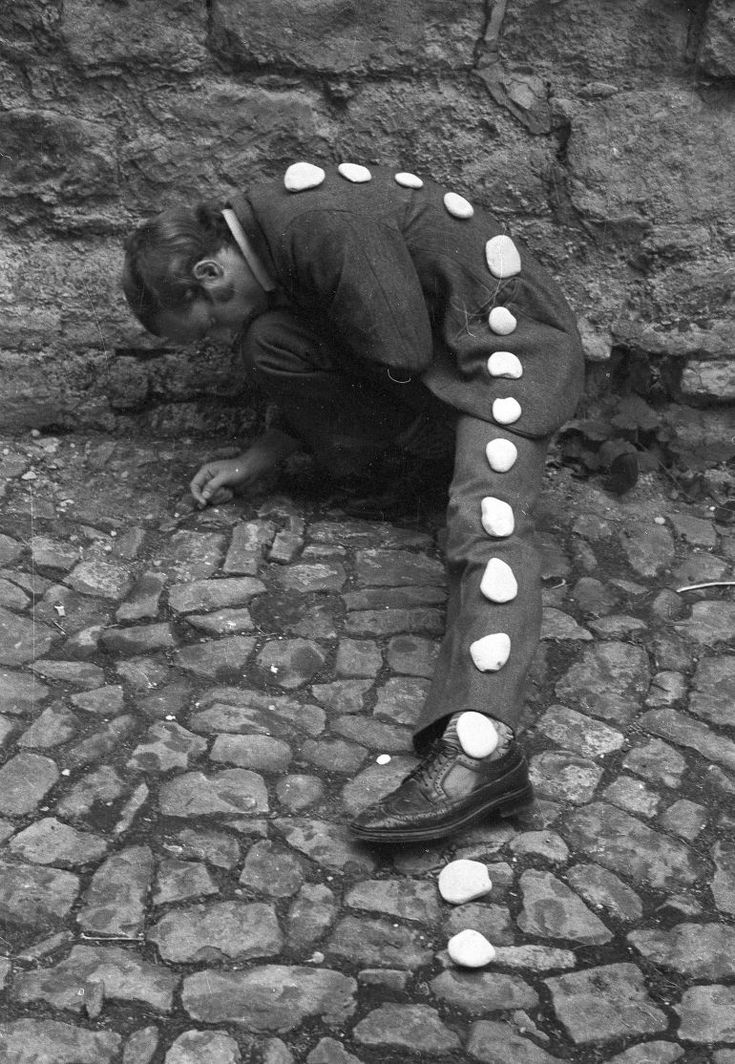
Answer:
[{"left": 0, "top": 432, "right": 734, "bottom": 1064}]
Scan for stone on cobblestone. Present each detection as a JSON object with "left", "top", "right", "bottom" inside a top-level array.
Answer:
[
  {"left": 0, "top": 858, "right": 80, "bottom": 928},
  {"left": 467, "top": 1019, "right": 564, "bottom": 1063},
  {"left": 677, "top": 985, "right": 735, "bottom": 1043},
  {"left": 0, "top": 752, "right": 59, "bottom": 815},
  {"left": 555, "top": 641, "right": 650, "bottom": 724},
  {"left": 566, "top": 863, "right": 643, "bottom": 921},
  {"left": 353, "top": 1003, "right": 460, "bottom": 1052},
  {"left": 160, "top": 769, "right": 268, "bottom": 817},
  {"left": 510, "top": 831, "right": 569, "bottom": 863},
  {"left": 191, "top": 689, "right": 325, "bottom": 738},
  {"left": 307, "top": 1037, "right": 363, "bottom": 1063},
  {"left": 629, "top": 921, "right": 735, "bottom": 978},
  {"left": 276, "top": 773, "right": 325, "bottom": 811},
  {"left": 256, "top": 638, "right": 327, "bottom": 687},
  {"left": 77, "top": 845, "right": 153, "bottom": 938},
  {"left": 8, "top": 817, "right": 108, "bottom": 866},
  {"left": 603, "top": 774, "right": 660, "bottom": 817},
  {"left": 182, "top": 965, "right": 356, "bottom": 1031},
  {"left": 168, "top": 576, "right": 265, "bottom": 613},
  {"left": 438, "top": 859, "right": 493, "bottom": 904},
  {"left": 447, "top": 927, "right": 496, "bottom": 967},
  {"left": 0, "top": 605, "right": 56, "bottom": 664},
  {"left": 129, "top": 720, "right": 207, "bottom": 772},
  {"left": 618, "top": 521, "right": 675, "bottom": 576},
  {"left": 62, "top": 714, "right": 136, "bottom": 769},
  {"left": 287, "top": 883, "right": 337, "bottom": 950},
  {"left": 175, "top": 637, "right": 256, "bottom": 678},
  {"left": 312, "top": 679, "right": 371, "bottom": 713},
  {"left": 565, "top": 802, "right": 699, "bottom": 890},
  {"left": 18, "top": 703, "right": 80, "bottom": 749},
  {"left": 385, "top": 634, "right": 441, "bottom": 676},
  {"left": 275, "top": 818, "right": 377, "bottom": 872},
  {"left": 713, "top": 839, "right": 735, "bottom": 914},
  {"left": 0, "top": 667, "right": 49, "bottom": 713},
  {"left": 346, "top": 878, "right": 442, "bottom": 923},
  {"left": 689, "top": 655, "right": 735, "bottom": 726},
  {"left": 240, "top": 839, "right": 305, "bottom": 896},
  {"left": 171, "top": 827, "right": 241, "bottom": 868},
  {"left": 641, "top": 708, "right": 735, "bottom": 772},
  {"left": 674, "top": 600, "right": 735, "bottom": 646},
  {"left": 327, "top": 915, "right": 432, "bottom": 969},
  {"left": 154, "top": 859, "right": 219, "bottom": 904},
  {"left": 0, "top": 1018, "right": 121, "bottom": 1063},
  {"left": 165, "top": 1030, "right": 242, "bottom": 1064},
  {"left": 622, "top": 738, "right": 686, "bottom": 789},
  {"left": 340, "top": 756, "right": 416, "bottom": 816},
  {"left": 445, "top": 902, "right": 514, "bottom": 944},
  {"left": 529, "top": 750, "right": 603, "bottom": 804},
  {"left": 518, "top": 870, "right": 612, "bottom": 943},
  {"left": 545, "top": 963, "right": 667, "bottom": 1044},
  {"left": 13, "top": 944, "right": 178, "bottom": 1012},
  {"left": 211, "top": 732, "right": 292, "bottom": 773},
  {"left": 149, "top": 900, "right": 282, "bottom": 962}
]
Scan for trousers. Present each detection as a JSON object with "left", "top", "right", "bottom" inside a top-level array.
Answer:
[{"left": 243, "top": 309, "right": 549, "bottom": 748}]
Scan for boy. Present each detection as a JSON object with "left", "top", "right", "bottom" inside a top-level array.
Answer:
[{"left": 123, "top": 161, "right": 585, "bottom": 844}]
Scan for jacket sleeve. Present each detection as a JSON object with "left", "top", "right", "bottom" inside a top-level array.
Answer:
[{"left": 275, "top": 210, "right": 433, "bottom": 374}]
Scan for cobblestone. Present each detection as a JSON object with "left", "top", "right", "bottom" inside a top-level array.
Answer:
[{"left": 0, "top": 435, "right": 733, "bottom": 1059}]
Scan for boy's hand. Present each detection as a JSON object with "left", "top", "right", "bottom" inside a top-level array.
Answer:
[{"left": 189, "top": 431, "right": 299, "bottom": 509}]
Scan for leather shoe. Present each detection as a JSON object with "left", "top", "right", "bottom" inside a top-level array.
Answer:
[{"left": 350, "top": 738, "right": 533, "bottom": 843}]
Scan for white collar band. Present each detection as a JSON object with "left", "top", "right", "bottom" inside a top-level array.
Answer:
[{"left": 221, "top": 207, "right": 276, "bottom": 292}]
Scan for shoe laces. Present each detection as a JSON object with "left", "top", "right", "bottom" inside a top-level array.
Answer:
[{"left": 407, "top": 739, "right": 458, "bottom": 791}]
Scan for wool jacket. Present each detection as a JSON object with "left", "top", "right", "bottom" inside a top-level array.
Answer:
[{"left": 228, "top": 164, "right": 585, "bottom": 439}]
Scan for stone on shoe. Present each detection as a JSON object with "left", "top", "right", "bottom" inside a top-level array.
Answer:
[
  {"left": 438, "top": 858, "right": 493, "bottom": 904},
  {"left": 456, "top": 712, "right": 500, "bottom": 758}
]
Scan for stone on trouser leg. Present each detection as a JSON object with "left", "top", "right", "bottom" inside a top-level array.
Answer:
[
  {"left": 485, "top": 438, "right": 518, "bottom": 472},
  {"left": 469, "top": 632, "right": 511, "bottom": 671},
  {"left": 481, "top": 496, "right": 515, "bottom": 537},
  {"left": 480, "top": 558, "right": 518, "bottom": 602}
]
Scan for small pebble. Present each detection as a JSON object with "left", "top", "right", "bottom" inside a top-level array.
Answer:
[
  {"left": 438, "top": 859, "right": 493, "bottom": 904},
  {"left": 488, "top": 307, "right": 517, "bottom": 335},
  {"left": 395, "top": 171, "right": 423, "bottom": 189},
  {"left": 376, "top": 754, "right": 391, "bottom": 765},
  {"left": 488, "top": 351, "right": 523, "bottom": 379},
  {"left": 338, "top": 162, "right": 372, "bottom": 183},
  {"left": 444, "top": 192, "right": 474, "bottom": 218},
  {"left": 485, "top": 438, "right": 518, "bottom": 472},
  {"left": 456, "top": 712, "right": 499, "bottom": 759},
  {"left": 492, "top": 397, "right": 522, "bottom": 425},
  {"left": 447, "top": 928, "right": 496, "bottom": 968},
  {"left": 480, "top": 558, "right": 518, "bottom": 603},
  {"left": 284, "top": 161, "right": 325, "bottom": 192},
  {"left": 485, "top": 235, "right": 522, "bottom": 278},
  {"left": 469, "top": 632, "right": 511, "bottom": 672}
]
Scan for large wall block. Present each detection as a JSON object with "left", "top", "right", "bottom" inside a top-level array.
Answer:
[{"left": 0, "top": 0, "right": 732, "bottom": 444}]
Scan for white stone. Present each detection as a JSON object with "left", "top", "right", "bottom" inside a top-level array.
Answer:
[
  {"left": 480, "top": 558, "right": 518, "bottom": 603},
  {"left": 395, "top": 171, "right": 423, "bottom": 189},
  {"left": 456, "top": 711, "right": 499, "bottom": 758},
  {"left": 485, "top": 234, "right": 522, "bottom": 278},
  {"left": 438, "top": 858, "right": 493, "bottom": 904},
  {"left": 481, "top": 496, "right": 515, "bottom": 537},
  {"left": 443, "top": 192, "right": 474, "bottom": 219},
  {"left": 488, "top": 306, "right": 517, "bottom": 335},
  {"left": 447, "top": 928, "right": 496, "bottom": 968},
  {"left": 469, "top": 632, "right": 511, "bottom": 671},
  {"left": 338, "top": 162, "right": 372, "bottom": 183},
  {"left": 284, "top": 162, "right": 326, "bottom": 192},
  {"left": 488, "top": 351, "right": 523, "bottom": 379},
  {"left": 485, "top": 438, "right": 518, "bottom": 473},
  {"left": 492, "top": 397, "right": 522, "bottom": 425}
]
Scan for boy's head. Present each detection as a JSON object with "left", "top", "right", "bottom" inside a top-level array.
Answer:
[{"left": 122, "top": 204, "right": 269, "bottom": 343}]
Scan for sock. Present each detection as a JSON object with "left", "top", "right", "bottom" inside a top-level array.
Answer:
[{"left": 443, "top": 711, "right": 514, "bottom": 759}]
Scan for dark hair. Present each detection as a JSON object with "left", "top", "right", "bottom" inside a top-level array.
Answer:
[{"left": 122, "top": 203, "right": 232, "bottom": 333}]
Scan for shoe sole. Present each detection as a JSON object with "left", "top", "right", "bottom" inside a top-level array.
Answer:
[{"left": 350, "top": 783, "right": 534, "bottom": 844}]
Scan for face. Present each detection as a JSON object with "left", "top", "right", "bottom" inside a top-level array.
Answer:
[{"left": 155, "top": 246, "right": 270, "bottom": 344}]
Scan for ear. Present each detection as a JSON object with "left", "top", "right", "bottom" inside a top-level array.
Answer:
[{"left": 192, "top": 258, "right": 225, "bottom": 286}]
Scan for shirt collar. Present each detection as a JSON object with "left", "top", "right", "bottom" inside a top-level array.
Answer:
[{"left": 221, "top": 207, "right": 277, "bottom": 293}]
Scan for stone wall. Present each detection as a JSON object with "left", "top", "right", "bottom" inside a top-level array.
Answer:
[{"left": 1, "top": 0, "right": 734, "bottom": 445}]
